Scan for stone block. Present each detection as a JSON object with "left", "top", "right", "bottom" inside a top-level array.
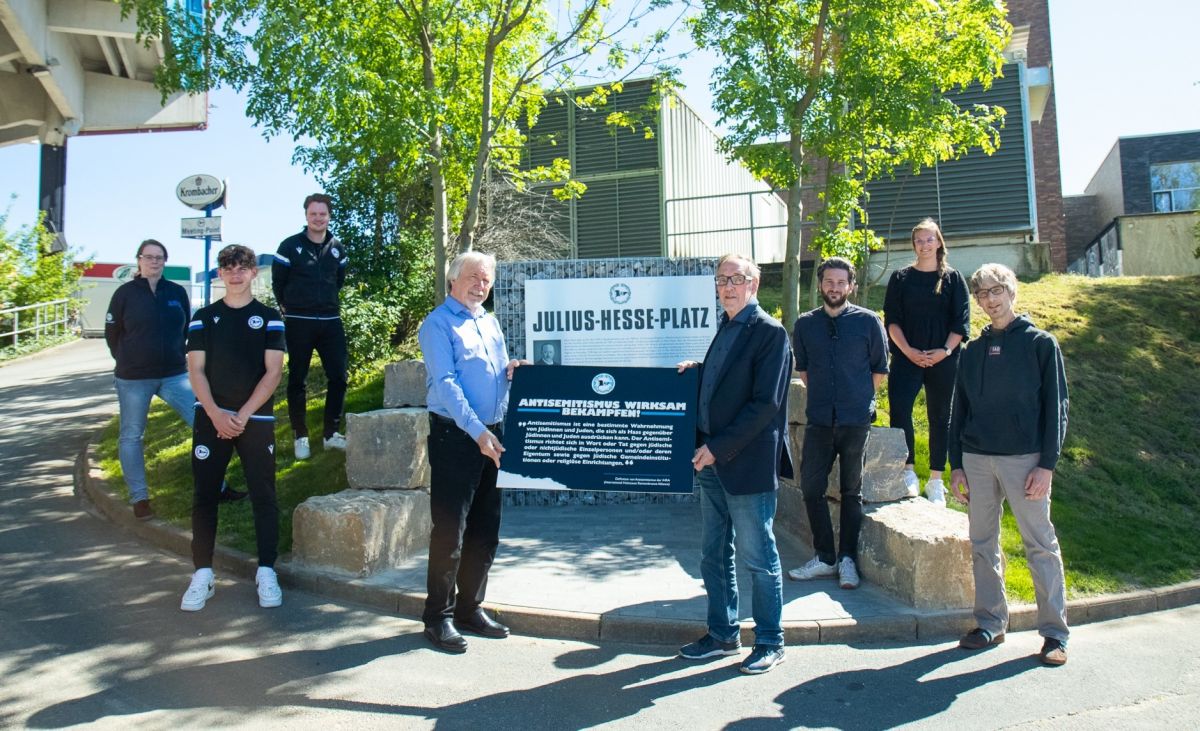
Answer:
[
  {"left": 776, "top": 491, "right": 973, "bottom": 611},
  {"left": 383, "top": 360, "right": 427, "bottom": 408},
  {"left": 345, "top": 407, "right": 430, "bottom": 489},
  {"left": 292, "top": 489, "right": 432, "bottom": 576},
  {"left": 856, "top": 499, "right": 973, "bottom": 611},
  {"left": 786, "top": 426, "right": 912, "bottom": 503},
  {"left": 787, "top": 379, "right": 807, "bottom": 425}
]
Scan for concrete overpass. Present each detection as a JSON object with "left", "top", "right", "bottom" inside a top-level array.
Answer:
[{"left": 0, "top": 0, "right": 206, "bottom": 242}]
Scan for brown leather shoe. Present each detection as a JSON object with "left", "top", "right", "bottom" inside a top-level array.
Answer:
[
  {"left": 1040, "top": 638, "right": 1068, "bottom": 666},
  {"left": 455, "top": 608, "right": 510, "bottom": 638},
  {"left": 133, "top": 500, "right": 153, "bottom": 521}
]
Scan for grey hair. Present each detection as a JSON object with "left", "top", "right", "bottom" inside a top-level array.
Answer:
[
  {"left": 969, "top": 263, "right": 1018, "bottom": 298},
  {"left": 447, "top": 251, "right": 497, "bottom": 283},
  {"left": 716, "top": 252, "right": 761, "bottom": 280}
]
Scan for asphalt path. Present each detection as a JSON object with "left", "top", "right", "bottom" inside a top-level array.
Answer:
[{"left": 1, "top": 339, "right": 1198, "bottom": 729}]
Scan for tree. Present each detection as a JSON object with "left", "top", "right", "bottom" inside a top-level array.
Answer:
[
  {"left": 690, "top": 0, "right": 1010, "bottom": 325},
  {"left": 123, "top": 0, "right": 673, "bottom": 299},
  {"left": 0, "top": 210, "right": 87, "bottom": 340}
]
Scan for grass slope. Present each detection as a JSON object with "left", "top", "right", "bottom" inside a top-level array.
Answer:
[{"left": 98, "top": 275, "right": 1200, "bottom": 601}]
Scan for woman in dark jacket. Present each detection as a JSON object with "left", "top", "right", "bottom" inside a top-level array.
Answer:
[
  {"left": 105, "top": 240, "right": 240, "bottom": 520},
  {"left": 882, "top": 218, "right": 970, "bottom": 505}
]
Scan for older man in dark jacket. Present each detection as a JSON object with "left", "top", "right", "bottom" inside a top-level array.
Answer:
[{"left": 677, "top": 253, "right": 792, "bottom": 675}]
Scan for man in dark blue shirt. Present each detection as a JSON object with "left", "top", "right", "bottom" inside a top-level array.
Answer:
[{"left": 788, "top": 257, "right": 887, "bottom": 590}]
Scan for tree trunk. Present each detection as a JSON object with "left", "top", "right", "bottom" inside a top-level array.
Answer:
[
  {"left": 420, "top": 23, "right": 449, "bottom": 302},
  {"left": 783, "top": 133, "right": 805, "bottom": 329},
  {"left": 457, "top": 45, "right": 498, "bottom": 255},
  {"left": 430, "top": 135, "right": 449, "bottom": 303}
]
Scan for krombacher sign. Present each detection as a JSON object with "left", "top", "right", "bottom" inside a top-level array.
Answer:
[{"left": 176, "top": 174, "right": 225, "bottom": 210}]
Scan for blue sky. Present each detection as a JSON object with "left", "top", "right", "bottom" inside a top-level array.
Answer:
[{"left": 2, "top": 0, "right": 1197, "bottom": 278}]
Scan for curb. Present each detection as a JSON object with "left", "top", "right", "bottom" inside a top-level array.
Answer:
[{"left": 76, "top": 437, "right": 1200, "bottom": 647}]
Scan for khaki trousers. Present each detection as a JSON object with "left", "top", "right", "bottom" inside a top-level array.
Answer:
[{"left": 964, "top": 452, "right": 1069, "bottom": 642}]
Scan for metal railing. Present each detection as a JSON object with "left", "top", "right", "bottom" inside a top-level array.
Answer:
[{"left": 0, "top": 299, "right": 73, "bottom": 348}]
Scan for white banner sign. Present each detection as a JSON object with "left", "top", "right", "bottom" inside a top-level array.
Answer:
[
  {"left": 181, "top": 216, "right": 223, "bottom": 240},
  {"left": 523, "top": 275, "right": 719, "bottom": 367}
]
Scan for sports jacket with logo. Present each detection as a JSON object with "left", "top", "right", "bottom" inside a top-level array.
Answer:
[{"left": 271, "top": 230, "right": 348, "bottom": 316}]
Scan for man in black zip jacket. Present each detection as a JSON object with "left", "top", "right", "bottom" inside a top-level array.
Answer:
[{"left": 271, "top": 193, "right": 349, "bottom": 460}]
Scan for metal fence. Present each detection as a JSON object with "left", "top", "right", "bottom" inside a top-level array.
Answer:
[{"left": 0, "top": 299, "right": 73, "bottom": 348}]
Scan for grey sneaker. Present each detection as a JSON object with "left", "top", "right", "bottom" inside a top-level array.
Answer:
[
  {"left": 678, "top": 634, "right": 741, "bottom": 659},
  {"left": 787, "top": 556, "right": 837, "bottom": 581},
  {"left": 323, "top": 432, "right": 347, "bottom": 450},
  {"left": 838, "top": 556, "right": 860, "bottom": 589},
  {"left": 294, "top": 437, "right": 311, "bottom": 460},
  {"left": 740, "top": 645, "right": 785, "bottom": 675}
]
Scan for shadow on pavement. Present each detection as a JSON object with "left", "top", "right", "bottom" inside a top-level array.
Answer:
[{"left": 726, "top": 646, "right": 1040, "bottom": 729}]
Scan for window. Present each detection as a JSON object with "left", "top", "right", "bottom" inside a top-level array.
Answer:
[{"left": 1150, "top": 161, "right": 1200, "bottom": 212}]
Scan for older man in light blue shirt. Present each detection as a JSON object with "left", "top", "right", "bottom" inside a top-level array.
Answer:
[{"left": 417, "top": 251, "right": 523, "bottom": 653}]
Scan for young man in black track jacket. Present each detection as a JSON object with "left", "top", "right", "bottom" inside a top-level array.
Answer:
[{"left": 271, "top": 193, "right": 349, "bottom": 460}]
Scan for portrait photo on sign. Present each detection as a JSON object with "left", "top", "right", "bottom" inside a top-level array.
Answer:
[{"left": 532, "top": 340, "right": 561, "bottom": 365}]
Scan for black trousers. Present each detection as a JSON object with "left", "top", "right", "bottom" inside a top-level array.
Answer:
[
  {"left": 887, "top": 351, "right": 958, "bottom": 470},
  {"left": 284, "top": 316, "right": 348, "bottom": 439},
  {"left": 422, "top": 414, "right": 503, "bottom": 625},
  {"left": 799, "top": 425, "right": 869, "bottom": 564},
  {"left": 191, "top": 409, "right": 279, "bottom": 569}
]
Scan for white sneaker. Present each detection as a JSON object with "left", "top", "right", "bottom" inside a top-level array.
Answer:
[
  {"left": 838, "top": 556, "right": 860, "bottom": 589},
  {"left": 256, "top": 566, "right": 282, "bottom": 608},
  {"left": 787, "top": 556, "right": 837, "bottom": 581},
  {"left": 294, "top": 437, "right": 310, "bottom": 460},
  {"left": 902, "top": 469, "right": 920, "bottom": 497},
  {"left": 323, "top": 432, "right": 347, "bottom": 450},
  {"left": 925, "top": 478, "right": 947, "bottom": 507},
  {"left": 181, "top": 569, "right": 215, "bottom": 612}
]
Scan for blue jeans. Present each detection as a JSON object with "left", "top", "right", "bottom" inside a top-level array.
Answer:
[
  {"left": 696, "top": 466, "right": 784, "bottom": 647},
  {"left": 114, "top": 373, "right": 196, "bottom": 503}
]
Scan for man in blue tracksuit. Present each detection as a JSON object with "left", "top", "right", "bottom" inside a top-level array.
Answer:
[{"left": 271, "top": 193, "right": 349, "bottom": 460}]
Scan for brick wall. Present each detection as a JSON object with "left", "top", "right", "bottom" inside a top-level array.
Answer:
[{"left": 1007, "top": 0, "right": 1067, "bottom": 271}]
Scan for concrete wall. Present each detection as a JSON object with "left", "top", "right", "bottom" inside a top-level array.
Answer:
[
  {"left": 867, "top": 234, "right": 1050, "bottom": 285},
  {"left": 1119, "top": 211, "right": 1200, "bottom": 276},
  {"left": 1084, "top": 141, "right": 1126, "bottom": 230}
]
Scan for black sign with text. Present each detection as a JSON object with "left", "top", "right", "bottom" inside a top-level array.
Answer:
[{"left": 497, "top": 366, "right": 699, "bottom": 493}]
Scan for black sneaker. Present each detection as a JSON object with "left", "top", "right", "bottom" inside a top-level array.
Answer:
[
  {"left": 678, "top": 633, "right": 741, "bottom": 659},
  {"left": 219, "top": 484, "right": 248, "bottom": 503},
  {"left": 959, "top": 627, "right": 1005, "bottom": 650},
  {"left": 740, "top": 645, "right": 785, "bottom": 675}
]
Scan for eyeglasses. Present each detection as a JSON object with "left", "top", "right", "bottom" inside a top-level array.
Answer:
[
  {"left": 138, "top": 255, "right": 165, "bottom": 262},
  {"left": 973, "top": 285, "right": 1008, "bottom": 299},
  {"left": 714, "top": 275, "right": 752, "bottom": 287}
]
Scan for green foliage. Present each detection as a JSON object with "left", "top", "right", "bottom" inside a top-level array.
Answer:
[
  {"left": 0, "top": 210, "right": 87, "bottom": 308},
  {"left": 690, "top": 0, "right": 1011, "bottom": 325},
  {"left": 121, "top": 0, "right": 675, "bottom": 301}
]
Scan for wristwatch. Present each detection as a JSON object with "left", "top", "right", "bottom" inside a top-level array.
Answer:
[{"left": 943, "top": 346, "right": 953, "bottom": 356}]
